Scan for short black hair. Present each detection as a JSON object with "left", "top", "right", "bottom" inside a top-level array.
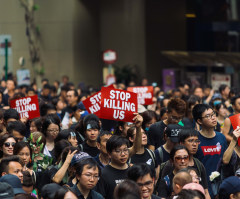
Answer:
[
  {"left": 106, "top": 135, "right": 129, "bottom": 153},
  {"left": 54, "top": 187, "right": 77, "bottom": 199},
  {"left": 42, "top": 114, "right": 61, "bottom": 136},
  {"left": 169, "top": 145, "right": 189, "bottom": 161},
  {"left": 0, "top": 155, "right": 21, "bottom": 176},
  {"left": 13, "top": 141, "right": 32, "bottom": 160},
  {"left": 75, "top": 158, "right": 100, "bottom": 177},
  {"left": 127, "top": 163, "right": 155, "bottom": 182},
  {"left": 219, "top": 84, "right": 228, "bottom": 94},
  {"left": 231, "top": 95, "right": 240, "bottom": 106},
  {"left": 22, "top": 170, "right": 34, "bottom": 187},
  {"left": 67, "top": 89, "right": 78, "bottom": 97},
  {"left": 179, "top": 128, "right": 199, "bottom": 143},
  {"left": 4, "top": 109, "right": 20, "bottom": 122},
  {"left": 192, "top": 104, "right": 213, "bottom": 123},
  {"left": 97, "top": 130, "right": 112, "bottom": 143},
  {"left": 7, "top": 121, "right": 27, "bottom": 136},
  {"left": 167, "top": 98, "right": 186, "bottom": 115}
]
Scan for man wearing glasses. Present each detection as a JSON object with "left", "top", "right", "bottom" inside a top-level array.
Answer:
[
  {"left": 128, "top": 163, "right": 161, "bottom": 199},
  {"left": 148, "top": 98, "right": 186, "bottom": 151},
  {"left": 192, "top": 104, "right": 227, "bottom": 198},
  {"left": 179, "top": 128, "right": 211, "bottom": 199}
]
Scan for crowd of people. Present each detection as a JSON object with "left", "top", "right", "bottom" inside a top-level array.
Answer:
[{"left": 0, "top": 75, "right": 240, "bottom": 199}]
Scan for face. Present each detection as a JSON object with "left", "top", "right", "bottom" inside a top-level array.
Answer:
[
  {"left": 67, "top": 90, "right": 78, "bottom": 106},
  {"left": 46, "top": 123, "right": 59, "bottom": 139},
  {"left": 8, "top": 161, "right": 23, "bottom": 183},
  {"left": 18, "top": 146, "right": 31, "bottom": 165},
  {"left": 136, "top": 174, "right": 154, "bottom": 199},
  {"left": 12, "top": 130, "right": 24, "bottom": 142},
  {"left": 109, "top": 144, "right": 129, "bottom": 166},
  {"left": 223, "top": 86, "right": 230, "bottom": 97},
  {"left": 97, "top": 134, "right": 112, "bottom": 154},
  {"left": 56, "top": 100, "right": 65, "bottom": 110},
  {"left": 194, "top": 88, "right": 203, "bottom": 98},
  {"left": 85, "top": 129, "right": 99, "bottom": 142},
  {"left": 30, "top": 121, "right": 37, "bottom": 133},
  {"left": 6, "top": 80, "right": 15, "bottom": 91},
  {"left": 218, "top": 105, "right": 227, "bottom": 117},
  {"left": 182, "top": 136, "right": 200, "bottom": 155},
  {"left": 167, "top": 109, "right": 184, "bottom": 124},
  {"left": 233, "top": 98, "right": 240, "bottom": 112},
  {"left": 199, "top": 109, "right": 217, "bottom": 128},
  {"left": 77, "top": 165, "right": 99, "bottom": 190},
  {"left": 68, "top": 135, "right": 78, "bottom": 147},
  {"left": 27, "top": 91, "right": 35, "bottom": 96},
  {"left": 162, "top": 99, "right": 170, "bottom": 108},
  {"left": 189, "top": 170, "right": 200, "bottom": 184},
  {"left": 172, "top": 91, "right": 181, "bottom": 98},
  {"left": 173, "top": 149, "right": 189, "bottom": 171},
  {"left": 2, "top": 138, "right": 16, "bottom": 156},
  {"left": 64, "top": 191, "right": 78, "bottom": 199}
]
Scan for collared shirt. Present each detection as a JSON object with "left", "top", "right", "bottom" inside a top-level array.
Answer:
[{"left": 72, "top": 184, "right": 103, "bottom": 199}]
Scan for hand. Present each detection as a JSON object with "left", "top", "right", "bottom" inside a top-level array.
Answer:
[
  {"left": 233, "top": 127, "right": 240, "bottom": 142},
  {"left": 209, "top": 89, "right": 214, "bottom": 96},
  {"left": 21, "top": 116, "right": 29, "bottom": 124},
  {"left": 65, "top": 150, "right": 78, "bottom": 165},
  {"left": 133, "top": 113, "right": 143, "bottom": 128}
]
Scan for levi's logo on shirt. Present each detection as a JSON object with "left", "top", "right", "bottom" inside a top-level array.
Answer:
[{"left": 201, "top": 142, "right": 222, "bottom": 156}]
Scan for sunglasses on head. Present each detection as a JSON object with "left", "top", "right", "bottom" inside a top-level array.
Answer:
[{"left": 4, "top": 142, "right": 15, "bottom": 147}]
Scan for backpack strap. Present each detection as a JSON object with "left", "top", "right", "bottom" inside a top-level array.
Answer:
[
  {"left": 146, "top": 148, "right": 156, "bottom": 167},
  {"left": 157, "top": 146, "right": 163, "bottom": 164},
  {"left": 193, "top": 157, "right": 202, "bottom": 175}
]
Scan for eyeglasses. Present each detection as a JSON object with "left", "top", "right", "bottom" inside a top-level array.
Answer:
[
  {"left": 47, "top": 129, "right": 59, "bottom": 133},
  {"left": 174, "top": 155, "right": 189, "bottom": 162},
  {"left": 114, "top": 148, "right": 129, "bottom": 155},
  {"left": 201, "top": 112, "right": 216, "bottom": 120},
  {"left": 4, "top": 142, "right": 15, "bottom": 147},
  {"left": 186, "top": 139, "right": 201, "bottom": 144},
  {"left": 137, "top": 181, "right": 153, "bottom": 188},
  {"left": 82, "top": 173, "right": 99, "bottom": 180},
  {"left": 170, "top": 115, "right": 183, "bottom": 121}
]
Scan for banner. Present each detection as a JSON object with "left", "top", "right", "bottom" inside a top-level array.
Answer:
[
  {"left": 82, "top": 91, "right": 101, "bottom": 117},
  {"left": 100, "top": 87, "right": 137, "bottom": 122},
  {"left": 10, "top": 95, "right": 40, "bottom": 120},
  {"left": 229, "top": 113, "right": 240, "bottom": 146},
  {"left": 127, "top": 86, "right": 153, "bottom": 105}
]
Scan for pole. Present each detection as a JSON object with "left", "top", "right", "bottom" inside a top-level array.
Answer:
[{"left": 5, "top": 39, "right": 8, "bottom": 81}]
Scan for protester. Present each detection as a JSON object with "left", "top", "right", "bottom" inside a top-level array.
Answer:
[
  {"left": 7, "top": 121, "right": 26, "bottom": 142},
  {"left": 218, "top": 176, "right": 240, "bottom": 199},
  {"left": 172, "top": 170, "right": 192, "bottom": 195},
  {"left": 0, "top": 134, "right": 16, "bottom": 159},
  {"left": 53, "top": 186, "right": 77, "bottom": 199}
]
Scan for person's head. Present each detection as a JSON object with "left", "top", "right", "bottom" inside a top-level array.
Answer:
[
  {"left": 185, "top": 167, "right": 201, "bottom": 184},
  {"left": 172, "top": 170, "right": 192, "bottom": 194},
  {"left": 41, "top": 183, "right": 62, "bottom": 199},
  {"left": 164, "top": 124, "right": 182, "bottom": 146},
  {"left": 26, "top": 87, "right": 36, "bottom": 97},
  {"left": 177, "top": 189, "right": 205, "bottom": 199},
  {"left": 54, "top": 140, "right": 71, "bottom": 163},
  {"left": 29, "top": 117, "right": 42, "bottom": 133},
  {"left": 141, "top": 110, "right": 157, "bottom": 131},
  {"left": 219, "top": 176, "right": 240, "bottom": 199},
  {"left": 30, "top": 131, "right": 46, "bottom": 154},
  {"left": 0, "top": 155, "right": 23, "bottom": 183},
  {"left": 22, "top": 170, "right": 34, "bottom": 194},
  {"left": 193, "top": 87, "right": 204, "bottom": 99},
  {"left": 84, "top": 120, "right": 100, "bottom": 143},
  {"left": 215, "top": 103, "right": 227, "bottom": 118},
  {"left": 203, "top": 85, "right": 212, "bottom": 97},
  {"left": 127, "top": 163, "right": 155, "bottom": 199},
  {"left": 192, "top": 104, "right": 217, "bottom": 128},
  {"left": 0, "top": 134, "right": 16, "bottom": 158},
  {"left": 96, "top": 130, "right": 112, "bottom": 155},
  {"left": 179, "top": 128, "right": 200, "bottom": 155},
  {"left": 186, "top": 95, "right": 201, "bottom": 118},
  {"left": 160, "top": 107, "right": 168, "bottom": 121},
  {"left": 6, "top": 79, "right": 15, "bottom": 91},
  {"left": 42, "top": 84, "right": 51, "bottom": 97},
  {"left": 106, "top": 135, "right": 129, "bottom": 166},
  {"left": 127, "top": 126, "right": 147, "bottom": 147},
  {"left": 75, "top": 158, "right": 100, "bottom": 191},
  {"left": 167, "top": 98, "right": 186, "bottom": 124},
  {"left": 219, "top": 84, "right": 230, "bottom": 98},
  {"left": 62, "top": 75, "right": 69, "bottom": 85},
  {"left": 172, "top": 88, "right": 182, "bottom": 99},
  {"left": 182, "top": 183, "right": 205, "bottom": 199},
  {"left": 231, "top": 95, "right": 240, "bottom": 113},
  {"left": 170, "top": 145, "right": 189, "bottom": 172},
  {"left": 42, "top": 114, "right": 60, "bottom": 140},
  {"left": 114, "top": 121, "right": 133, "bottom": 137},
  {"left": 53, "top": 186, "right": 77, "bottom": 199},
  {"left": 3, "top": 109, "right": 20, "bottom": 124},
  {"left": 13, "top": 141, "right": 32, "bottom": 166},
  {"left": 6, "top": 121, "right": 26, "bottom": 142},
  {"left": 114, "top": 179, "right": 141, "bottom": 199},
  {"left": 56, "top": 129, "right": 78, "bottom": 147},
  {"left": 66, "top": 89, "right": 78, "bottom": 106},
  {"left": 0, "top": 182, "right": 14, "bottom": 199}
]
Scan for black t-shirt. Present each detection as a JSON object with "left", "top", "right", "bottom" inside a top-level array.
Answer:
[
  {"left": 96, "top": 164, "right": 129, "bottom": 199},
  {"left": 82, "top": 141, "right": 100, "bottom": 157},
  {"left": 157, "top": 172, "right": 174, "bottom": 198},
  {"left": 129, "top": 149, "right": 156, "bottom": 172},
  {"left": 155, "top": 145, "right": 170, "bottom": 166},
  {"left": 148, "top": 121, "right": 167, "bottom": 149}
]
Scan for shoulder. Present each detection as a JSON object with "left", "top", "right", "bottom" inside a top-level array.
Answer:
[
  {"left": 151, "top": 194, "right": 162, "bottom": 199},
  {"left": 91, "top": 190, "right": 104, "bottom": 199}
]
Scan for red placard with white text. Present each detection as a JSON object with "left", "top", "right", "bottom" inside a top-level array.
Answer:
[
  {"left": 82, "top": 84, "right": 115, "bottom": 117},
  {"left": 82, "top": 91, "right": 101, "bottom": 117},
  {"left": 100, "top": 87, "right": 138, "bottom": 122},
  {"left": 229, "top": 113, "right": 240, "bottom": 146},
  {"left": 127, "top": 86, "right": 153, "bottom": 105},
  {"left": 10, "top": 95, "right": 40, "bottom": 120}
]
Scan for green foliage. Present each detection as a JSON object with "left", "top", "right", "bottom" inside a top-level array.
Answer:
[
  {"left": 114, "top": 64, "right": 138, "bottom": 85},
  {"left": 33, "top": 4, "right": 39, "bottom": 11}
]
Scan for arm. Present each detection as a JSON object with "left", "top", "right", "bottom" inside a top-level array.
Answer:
[
  {"left": 204, "top": 189, "right": 211, "bottom": 199},
  {"left": 129, "top": 113, "right": 143, "bottom": 157},
  {"left": 204, "top": 89, "right": 214, "bottom": 104},
  {"left": 222, "top": 118, "right": 233, "bottom": 143},
  {"left": 52, "top": 150, "right": 77, "bottom": 184},
  {"left": 222, "top": 128, "right": 240, "bottom": 164},
  {"left": 148, "top": 145, "right": 155, "bottom": 151}
]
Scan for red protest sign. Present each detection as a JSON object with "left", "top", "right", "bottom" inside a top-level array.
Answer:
[
  {"left": 127, "top": 86, "right": 153, "bottom": 105},
  {"left": 82, "top": 91, "right": 101, "bottom": 117},
  {"left": 229, "top": 113, "right": 240, "bottom": 146},
  {"left": 10, "top": 95, "right": 40, "bottom": 120},
  {"left": 100, "top": 87, "right": 138, "bottom": 122}
]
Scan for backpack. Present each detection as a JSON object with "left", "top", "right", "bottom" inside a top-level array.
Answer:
[
  {"left": 129, "top": 148, "right": 156, "bottom": 167},
  {"left": 156, "top": 146, "right": 164, "bottom": 164}
]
